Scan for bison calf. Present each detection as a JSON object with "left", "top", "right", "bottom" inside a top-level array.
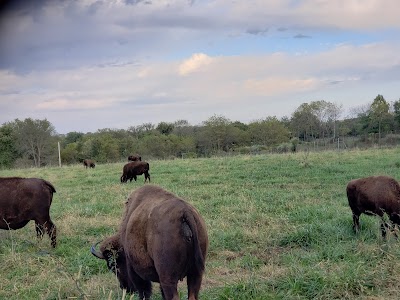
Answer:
[
  {"left": 0, "top": 177, "right": 57, "bottom": 247},
  {"left": 120, "top": 161, "right": 150, "bottom": 183},
  {"left": 83, "top": 159, "right": 95, "bottom": 168},
  {"left": 91, "top": 185, "right": 208, "bottom": 300},
  {"left": 347, "top": 175, "right": 400, "bottom": 237}
]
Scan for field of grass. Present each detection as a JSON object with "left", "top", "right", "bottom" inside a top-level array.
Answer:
[{"left": 2, "top": 148, "right": 400, "bottom": 299}]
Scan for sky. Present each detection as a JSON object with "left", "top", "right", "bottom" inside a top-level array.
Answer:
[{"left": 0, "top": 0, "right": 399, "bottom": 134}]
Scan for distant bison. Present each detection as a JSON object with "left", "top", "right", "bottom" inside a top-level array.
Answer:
[
  {"left": 83, "top": 159, "right": 95, "bottom": 168},
  {"left": 91, "top": 185, "right": 208, "bottom": 300},
  {"left": 347, "top": 175, "right": 400, "bottom": 237},
  {"left": 121, "top": 161, "right": 150, "bottom": 183},
  {"left": 0, "top": 177, "right": 57, "bottom": 247},
  {"left": 128, "top": 154, "right": 142, "bottom": 162}
]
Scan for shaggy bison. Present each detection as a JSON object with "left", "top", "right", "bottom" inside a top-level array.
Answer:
[
  {"left": 83, "top": 159, "right": 95, "bottom": 168},
  {"left": 120, "top": 161, "right": 150, "bottom": 183},
  {"left": 91, "top": 185, "right": 208, "bottom": 300},
  {"left": 347, "top": 175, "right": 400, "bottom": 237},
  {"left": 128, "top": 154, "right": 142, "bottom": 162},
  {"left": 0, "top": 177, "right": 57, "bottom": 247}
]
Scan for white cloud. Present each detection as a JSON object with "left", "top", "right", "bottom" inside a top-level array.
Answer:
[{"left": 178, "top": 53, "right": 214, "bottom": 76}]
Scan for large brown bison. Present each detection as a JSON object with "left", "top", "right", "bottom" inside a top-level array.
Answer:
[
  {"left": 120, "top": 161, "right": 150, "bottom": 183},
  {"left": 347, "top": 175, "right": 400, "bottom": 237},
  {"left": 91, "top": 185, "right": 208, "bottom": 300},
  {"left": 128, "top": 154, "right": 142, "bottom": 162},
  {"left": 83, "top": 159, "right": 95, "bottom": 168},
  {"left": 0, "top": 177, "right": 57, "bottom": 247}
]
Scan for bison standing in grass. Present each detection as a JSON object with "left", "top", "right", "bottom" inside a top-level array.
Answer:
[
  {"left": 83, "top": 159, "right": 96, "bottom": 168},
  {"left": 0, "top": 177, "right": 57, "bottom": 247},
  {"left": 121, "top": 161, "right": 150, "bottom": 183},
  {"left": 347, "top": 175, "right": 400, "bottom": 237},
  {"left": 91, "top": 185, "right": 208, "bottom": 300}
]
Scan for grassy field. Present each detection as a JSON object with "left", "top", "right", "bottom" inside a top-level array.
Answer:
[{"left": 2, "top": 148, "right": 400, "bottom": 299}]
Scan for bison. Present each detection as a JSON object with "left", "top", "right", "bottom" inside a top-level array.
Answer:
[
  {"left": 83, "top": 159, "right": 95, "bottom": 168},
  {"left": 128, "top": 154, "right": 142, "bottom": 162},
  {"left": 0, "top": 177, "right": 57, "bottom": 247},
  {"left": 91, "top": 185, "right": 208, "bottom": 300},
  {"left": 347, "top": 175, "right": 400, "bottom": 237},
  {"left": 121, "top": 161, "right": 150, "bottom": 183}
]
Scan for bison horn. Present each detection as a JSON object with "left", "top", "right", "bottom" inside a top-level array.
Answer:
[{"left": 91, "top": 241, "right": 105, "bottom": 259}]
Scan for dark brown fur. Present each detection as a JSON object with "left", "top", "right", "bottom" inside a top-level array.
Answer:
[
  {"left": 83, "top": 159, "right": 95, "bottom": 168},
  {"left": 128, "top": 154, "right": 142, "bottom": 162},
  {"left": 347, "top": 175, "right": 400, "bottom": 237},
  {"left": 0, "top": 177, "right": 57, "bottom": 247},
  {"left": 91, "top": 185, "right": 208, "bottom": 300},
  {"left": 120, "top": 161, "right": 150, "bottom": 183}
]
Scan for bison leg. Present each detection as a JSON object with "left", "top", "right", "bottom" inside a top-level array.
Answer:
[
  {"left": 187, "top": 273, "right": 203, "bottom": 300},
  {"left": 35, "top": 222, "right": 45, "bottom": 239},
  {"left": 36, "top": 218, "right": 57, "bottom": 247},
  {"left": 380, "top": 219, "right": 389, "bottom": 237},
  {"left": 159, "top": 282, "right": 179, "bottom": 300},
  {"left": 127, "top": 268, "right": 152, "bottom": 300},
  {"left": 144, "top": 172, "right": 150, "bottom": 183},
  {"left": 352, "top": 213, "right": 360, "bottom": 233}
]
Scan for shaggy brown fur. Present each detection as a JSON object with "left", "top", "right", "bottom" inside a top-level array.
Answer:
[
  {"left": 83, "top": 159, "right": 96, "bottom": 168},
  {"left": 128, "top": 154, "right": 142, "bottom": 162},
  {"left": 120, "top": 161, "right": 150, "bottom": 183},
  {"left": 347, "top": 175, "right": 400, "bottom": 237},
  {"left": 91, "top": 185, "right": 208, "bottom": 300},
  {"left": 0, "top": 177, "right": 57, "bottom": 247}
]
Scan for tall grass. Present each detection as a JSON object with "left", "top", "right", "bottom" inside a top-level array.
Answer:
[{"left": 2, "top": 148, "right": 400, "bottom": 299}]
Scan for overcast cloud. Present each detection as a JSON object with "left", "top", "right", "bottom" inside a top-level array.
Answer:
[{"left": 0, "top": 0, "right": 399, "bottom": 133}]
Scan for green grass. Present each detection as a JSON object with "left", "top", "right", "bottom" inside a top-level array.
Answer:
[{"left": 2, "top": 148, "right": 400, "bottom": 299}]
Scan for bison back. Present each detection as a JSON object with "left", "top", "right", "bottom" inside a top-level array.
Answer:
[
  {"left": 0, "top": 177, "right": 56, "bottom": 230},
  {"left": 121, "top": 185, "right": 208, "bottom": 281},
  {"left": 347, "top": 176, "right": 400, "bottom": 215}
]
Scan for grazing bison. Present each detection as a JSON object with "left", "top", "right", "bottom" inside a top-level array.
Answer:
[
  {"left": 0, "top": 177, "right": 57, "bottom": 247},
  {"left": 91, "top": 185, "right": 208, "bottom": 300},
  {"left": 347, "top": 175, "right": 400, "bottom": 237},
  {"left": 120, "top": 161, "right": 150, "bottom": 183},
  {"left": 128, "top": 154, "right": 142, "bottom": 162},
  {"left": 83, "top": 159, "right": 95, "bottom": 168}
]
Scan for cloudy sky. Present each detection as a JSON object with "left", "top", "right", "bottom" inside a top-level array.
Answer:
[{"left": 0, "top": 0, "right": 399, "bottom": 134}]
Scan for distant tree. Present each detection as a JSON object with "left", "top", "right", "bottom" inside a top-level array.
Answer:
[
  {"left": 61, "top": 143, "right": 79, "bottom": 164},
  {"left": 392, "top": 98, "right": 400, "bottom": 129},
  {"left": 369, "top": 94, "right": 390, "bottom": 142},
  {"left": 290, "top": 103, "right": 319, "bottom": 141},
  {"left": 0, "top": 123, "right": 19, "bottom": 168},
  {"left": 311, "top": 100, "right": 343, "bottom": 139},
  {"left": 174, "top": 119, "right": 190, "bottom": 127},
  {"left": 248, "top": 117, "right": 290, "bottom": 147},
  {"left": 156, "top": 122, "right": 174, "bottom": 135},
  {"left": 128, "top": 123, "right": 155, "bottom": 139},
  {"left": 200, "top": 115, "right": 235, "bottom": 153},
  {"left": 10, "top": 118, "right": 57, "bottom": 167},
  {"left": 63, "top": 131, "right": 84, "bottom": 146},
  {"left": 172, "top": 120, "right": 195, "bottom": 137}
]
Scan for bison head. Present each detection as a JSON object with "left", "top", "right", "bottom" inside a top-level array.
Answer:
[{"left": 91, "top": 235, "right": 137, "bottom": 293}]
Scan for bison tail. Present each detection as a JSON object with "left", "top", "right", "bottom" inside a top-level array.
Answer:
[
  {"left": 43, "top": 180, "right": 56, "bottom": 194},
  {"left": 183, "top": 211, "right": 205, "bottom": 274}
]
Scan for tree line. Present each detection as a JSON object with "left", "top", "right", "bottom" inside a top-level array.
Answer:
[{"left": 1, "top": 94, "right": 400, "bottom": 169}]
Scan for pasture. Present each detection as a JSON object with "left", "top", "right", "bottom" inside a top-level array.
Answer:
[{"left": 2, "top": 148, "right": 400, "bottom": 299}]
